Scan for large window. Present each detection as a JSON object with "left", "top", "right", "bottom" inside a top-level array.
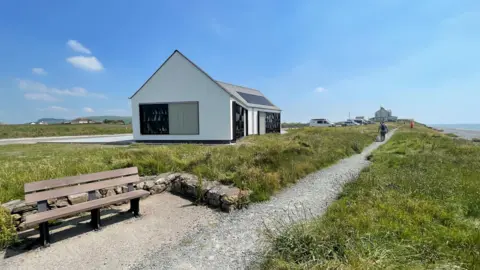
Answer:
[
  {"left": 265, "top": 112, "right": 281, "bottom": 133},
  {"left": 139, "top": 102, "right": 199, "bottom": 135},
  {"left": 232, "top": 101, "right": 246, "bottom": 140}
]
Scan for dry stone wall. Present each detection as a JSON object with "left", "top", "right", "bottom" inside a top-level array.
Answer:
[{"left": 1, "top": 172, "right": 251, "bottom": 232}]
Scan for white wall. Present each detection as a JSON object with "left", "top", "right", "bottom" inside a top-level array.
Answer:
[{"left": 131, "top": 52, "right": 232, "bottom": 141}]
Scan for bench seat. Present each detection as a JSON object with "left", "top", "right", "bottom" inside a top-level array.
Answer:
[
  {"left": 23, "top": 167, "right": 147, "bottom": 247},
  {"left": 25, "top": 190, "right": 149, "bottom": 227}
]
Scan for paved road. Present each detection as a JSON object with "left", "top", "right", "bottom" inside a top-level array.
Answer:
[{"left": 0, "top": 134, "right": 133, "bottom": 145}]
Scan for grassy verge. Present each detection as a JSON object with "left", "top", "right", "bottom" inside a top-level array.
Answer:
[
  {"left": 0, "top": 124, "right": 132, "bottom": 139},
  {"left": 0, "top": 126, "right": 379, "bottom": 203},
  {"left": 0, "top": 126, "right": 378, "bottom": 247},
  {"left": 263, "top": 126, "right": 480, "bottom": 269}
]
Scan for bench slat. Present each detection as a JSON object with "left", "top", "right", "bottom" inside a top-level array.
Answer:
[
  {"left": 25, "top": 175, "right": 140, "bottom": 203},
  {"left": 24, "top": 167, "right": 138, "bottom": 193},
  {"left": 25, "top": 190, "right": 149, "bottom": 227}
]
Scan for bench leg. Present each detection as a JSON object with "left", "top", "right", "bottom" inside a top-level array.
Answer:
[
  {"left": 39, "top": 222, "right": 50, "bottom": 247},
  {"left": 90, "top": 209, "right": 101, "bottom": 230},
  {"left": 130, "top": 198, "right": 140, "bottom": 217}
]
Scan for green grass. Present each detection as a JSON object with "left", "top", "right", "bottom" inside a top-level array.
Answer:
[
  {"left": 0, "top": 126, "right": 379, "bottom": 248},
  {"left": 0, "top": 124, "right": 132, "bottom": 139},
  {"left": 262, "top": 126, "right": 480, "bottom": 269},
  {"left": 0, "top": 126, "right": 378, "bottom": 204}
]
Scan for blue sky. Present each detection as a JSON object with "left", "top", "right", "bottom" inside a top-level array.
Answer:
[{"left": 0, "top": 0, "right": 479, "bottom": 124}]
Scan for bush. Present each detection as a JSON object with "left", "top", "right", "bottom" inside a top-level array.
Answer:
[{"left": 0, "top": 207, "right": 17, "bottom": 249}]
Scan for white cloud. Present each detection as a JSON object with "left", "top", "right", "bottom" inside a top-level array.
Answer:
[
  {"left": 83, "top": 107, "right": 94, "bottom": 113},
  {"left": 314, "top": 87, "right": 327, "bottom": 93},
  {"left": 17, "top": 79, "right": 107, "bottom": 99},
  {"left": 67, "top": 40, "right": 92, "bottom": 54},
  {"left": 24, "top": 93, "right": 59, "bottom": 102},
  {"left": 32, "top": 68, "right": 47, "bottom": 76},
  {"left": 66, "top": 56, "right": 104, "bottom": 71}
]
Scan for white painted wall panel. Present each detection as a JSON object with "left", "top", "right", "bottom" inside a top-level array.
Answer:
[{"left": 131, "top": 52, "right": 232, "bottom": 141}]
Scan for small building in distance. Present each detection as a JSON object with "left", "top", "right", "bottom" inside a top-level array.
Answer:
[
  {"left": 71, "top": 118, "right": 98, "bottom": 124},
  {"left": 371, "top": 107, "right": 398, "bottom": 122}
]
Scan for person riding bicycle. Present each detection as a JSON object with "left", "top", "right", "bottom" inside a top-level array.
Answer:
[{"left": 378, "top": 121, "right": 388, "bottom": 141}]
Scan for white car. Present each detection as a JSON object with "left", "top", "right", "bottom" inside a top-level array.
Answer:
[
  {"left": 344, "top": 119, "right": 360, "bottom": 126},
  {"left": 309, "top": 118, "right": 334, "bottom": 127}
]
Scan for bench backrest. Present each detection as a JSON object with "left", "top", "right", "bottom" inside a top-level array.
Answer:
[{"left": 24, "top": 167, "right": 139, "bottom": 204}]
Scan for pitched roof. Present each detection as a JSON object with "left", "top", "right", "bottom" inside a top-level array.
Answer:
[
  {"left": 130, "top": 50, "right": 280, "bottom": 111},
  {"left": 216, "top": 81, "right": 279, "bottom": 110}
]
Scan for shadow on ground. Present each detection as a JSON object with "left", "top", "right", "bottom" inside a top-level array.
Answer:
[{"left": 4, "top": 208, "right": 137, "bottom": 259}]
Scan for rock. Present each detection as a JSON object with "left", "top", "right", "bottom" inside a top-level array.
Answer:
[
  {"left": 206, "top": 186, "right": 230, "bottom": 207},
  {"left": 171, "top": 180, "right": 183, "bottom": 194},
  {"left": 135, "top": 182, "right": 145, "bottom": 190},
  {"left": 47, "top": 198, "right": 57, "bottom": 206},
  {"left": 122, "top": 186, "right": 130, "bottom": 193},
  {"left": 114, "top": 186, "right": 123, "bottom": 194},
  {"left": 68, "top": 193, "right": 88, "bottom": 205},
  {"left": 1, "top": 199, "right": 22, "bottom": 213},
  {"left": 182, "top": 178, "right": 199, "bottom": 198},
  {"left": 105, "top": 189, "right": 116, "bottom": 197},
  {"left": 56, "top": 198, "right": 69, "bottom": 208},
  {"left": 11, "top": 213, "right": 21, "bottom": 221},
  {"left": 150, "top": 184, "right": 166, "bottom": 195},
  {"left": 95, "top": 190, "right": 102, "bottom": 199},
  {"left": 220, "top": 187, "right": 242, "bottom": 205},
  {"left": 12, "top": 201, "right": 36, "bottom": 214},
  {"left": 221, "top": 203, "right": 236, "bottom": 213},
  {"left": 17, "top": 222, "right": 27, "bottom": 231},
  {"left": 154, "top": 176, "right": 168, "bottom": 186},
  {"left": 144, "top": 180, "right": 155, "bottom": 190},
  {"left": 20, "top": 210, "right": 37, "bottom": 222},
  {"left": 200, "top": 181, "right": 219, "bottom": 199},
  {"left": 166, "top": 173, "right": 181, "bottom": 183}
]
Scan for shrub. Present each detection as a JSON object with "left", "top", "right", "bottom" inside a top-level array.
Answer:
[{"left": 0, "top": 207, "right": 17, "bottom": 249}]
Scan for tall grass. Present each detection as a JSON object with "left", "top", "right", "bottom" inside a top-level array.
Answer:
[
  {"left": 262, "top": 127, "right": 480, "bottom": 269},
  {"left": 0, "top": 124, "right": 132, "bottom": 139},
  {"left": 0, "top": 126, "right": 377, "bottom": 203}
]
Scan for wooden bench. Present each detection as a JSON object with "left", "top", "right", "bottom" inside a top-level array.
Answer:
[{"left": 24, "top": 167, "right": 149, "bottom": 247}]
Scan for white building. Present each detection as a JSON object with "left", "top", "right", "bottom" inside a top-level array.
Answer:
[
  {"left": 372, "top": 107, "right": 398, "bottom": 122},
  {"left": 129, "top": 50, "right": 281, "bottom": 143}
]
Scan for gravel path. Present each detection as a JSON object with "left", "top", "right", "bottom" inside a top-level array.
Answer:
[
  {"left": 133, "top": 129, "right": 397, "bottom": 270},
  {"left": 0, "top": 193, "right": 219, "bottom": 270}
]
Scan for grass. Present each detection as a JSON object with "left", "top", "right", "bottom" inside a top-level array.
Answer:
[
  {"left": 262, "top": 126, "right": 480, "bottom": 269},
  {"left": 0, "top": 126, "right": 378, "bottom": 204},
  {"left": 0, "top": 126, "right": 379, "bottom": 248},
  {"left": 0, "top": 124, "right": 132, "bottom": 139}
]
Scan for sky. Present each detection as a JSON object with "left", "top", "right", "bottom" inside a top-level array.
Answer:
[{"left": 0, "top": 0, "right": 479, "bottom": 124}]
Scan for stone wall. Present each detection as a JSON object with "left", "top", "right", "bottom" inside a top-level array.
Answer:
[{"left": 1, "top": 172, "right": 251, "bottom": 232}]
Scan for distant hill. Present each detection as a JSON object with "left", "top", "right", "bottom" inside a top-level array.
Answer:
[
  {"left": 33, "top": 116, "right": 132, "bottom": 125},
  {"left": 36, "top": 118, "right": 69, "bottom": 124},
  {"left": 83, "top": 116, "right": 132, "bottom": 124}
]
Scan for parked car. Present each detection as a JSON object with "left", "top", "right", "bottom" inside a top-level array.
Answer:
[
  {"left": 309, "top": 118, "right": 334, "bottom": 127},
  {"left": 353, "top": 119, "right": 369, "bottom": 125},
  {"left": 344, "top": 119, "right": 360, "bottom": 126}
]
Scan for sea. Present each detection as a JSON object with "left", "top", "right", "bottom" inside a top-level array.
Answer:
[{"left": 431, "top": 124, "right": 480, "bottom": 131}]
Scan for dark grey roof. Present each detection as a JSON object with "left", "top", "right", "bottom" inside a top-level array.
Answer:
[{"left": 216, "top": 81, "right": 279, "bottom": 110}]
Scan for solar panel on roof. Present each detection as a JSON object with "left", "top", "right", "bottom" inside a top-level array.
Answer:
[{"left": 236, "top": 92, "right": 274, "bottom": 106}]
